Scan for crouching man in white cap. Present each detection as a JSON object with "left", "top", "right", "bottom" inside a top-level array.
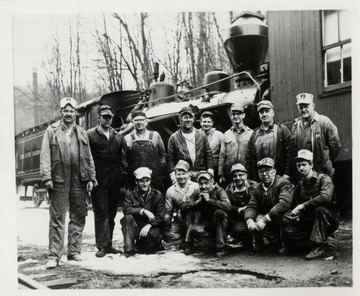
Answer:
[
  {"left": 120, "top": 167, "right": 165, "bottom": 257},
  {"left": 280, "top": 150, "right": 340, "bottom": 259}
]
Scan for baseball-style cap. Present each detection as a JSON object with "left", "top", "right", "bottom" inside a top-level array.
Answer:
[
  {"left": 132, "top": 110, "right": 146, "bottom": 119},
  {"left": 231, "top": 104, "right": 245, "bottom": 113},
  {"left": 201, "top": 111, "right": 214, "bottom": 118},
  {"left": 197, "top": 171, "right": 212, "bottom": 181},
  {"left": 257, "top": 158, "right": 275, "bottom": 169},
  {"left": 98, "top": 105, "right": 114, "bottom": 116},
  {"left": 134, "top": 167, "right": 152, "bottom": 179},
  {"left": 60, "top": 97, "right": 76, "bottom": 109},
  {"left": 175, "top": 160, "right": 190, "bottom": 172},
  {"left": 296, "top": 93, "right": 314, "bottom": 105},
  {"left": 257, "top": 100, "right": 274, "bottom": 112},
  {"left": 230, "top": 163, "right": 247, "bottom": 174},
  {"left": 179, "top": 106, "right": 194, "bottom": 116},
  {"left": 295, "top": 149, "right": 313, "bottom": 161}
]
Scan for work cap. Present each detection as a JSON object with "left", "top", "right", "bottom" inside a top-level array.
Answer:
[
  {"left": 296, "top": 93, "right": 314, "bottom": 105},
  {"left": 98, "top": 105, "right": 114, "bottom": 116},
  {"left": 231, "top": 104, "right": 244, "bottom": 113},
  {"left": 134, "top": 167, "right": 152, "bottom": 179},
  {"left": 132, "top": 110, "right": 147, "bottom": 120},
  {"left": 175, "top": 160, "right": 190, "bottom": 172},
  {"left": 295, "top": 149, "right": 313, "bottom": 161},
  {"left": 60, "top": 97, "right": 76, "bottom": 109},
  {"left": 231, "top": 163, "right": 247, "bottom": 174},
  {"left": 257, "top": 100, "right": 274, "bottom": 112},
  {"left": 179, "top": 106, "right": 194, "bottom": 116},
  {"left": 197, "top": 171, "right": 213, "bottom": 182},
  {"left": 201, "top": 111, "right": 214, "bottom": 118},
  {"left": 257, "top": 157, "right": 275, "bottom": 169}
]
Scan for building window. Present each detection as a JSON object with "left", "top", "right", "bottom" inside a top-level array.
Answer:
[{"left": 322, "top": 10, "right": 351, "bottom": 92}]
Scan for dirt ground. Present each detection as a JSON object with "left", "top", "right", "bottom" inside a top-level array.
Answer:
[{"left": 17, "top": 200, "right": 353, "bottom": 290}]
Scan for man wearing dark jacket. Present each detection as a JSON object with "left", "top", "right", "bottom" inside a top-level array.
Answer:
[
  {"left": 87, "top": 105, "right": 124, "bottom": 258},
  {"left": 244, "top": 158, "right": 293, "bottom": 253},
  {"left": 121, "top": 167, "right": 165, "bottom": 257}
]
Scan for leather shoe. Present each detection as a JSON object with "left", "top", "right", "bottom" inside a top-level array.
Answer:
[
  {"left": 215, "top": 247, "right": 230, "bottom": 258},
  {"left": 105, "top": 246, "right": 120, "bottom": 254},
  {"left": 95, "top": 248, "right": 106, "bottom": 258},
  {"left": 67, "top": 254, "right": 83, "bottom": 261},
  {"left": 305, "top": 246, "right": 325, "bottom": 260},
  {"left": 278, "top": 246, "right": 290, "bottom": 255},
  {"left": 123, "top": 250, "right": 136, "bottom": 258}
]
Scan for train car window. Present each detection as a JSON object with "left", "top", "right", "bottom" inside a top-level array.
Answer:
[
  {"left": 322, "top": 10, "right": 351, "bottom": 92},
  {"left": 78, "top": 113, "right": 86, "bottom": 129}
]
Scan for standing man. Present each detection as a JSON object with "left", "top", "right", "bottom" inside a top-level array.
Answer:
[
  {"left": 219, "top": 104, "right": 253, "bottom": 186},
  {"left": 246, "top": 100, "right": 292, "bottom": 182},
  {"left": 121, "top": 110, "right": 167, "bottom": 192},
  {"left": 244, "top": 158, "right": 293, "bottom": 253},
  {"left": 87, "top": 105, "right": 124, "bottom": 258},
  {"left": 280, "top": 150, "right": 339, "bottom": 259},
  {"left": 121, "top": 167, "right": 165, "bottom": 257},
  {"left": 292, "top": 93, "right": 341, "bottom": 180},
  {"left": 40, "top": 97, "right": 96, "bottom": 269},
  {"left": 200, "top": 111, "right": 224, "bottom": 181},
  {"left": 167, "top": 106, "right": 214, "bottom": 183}
]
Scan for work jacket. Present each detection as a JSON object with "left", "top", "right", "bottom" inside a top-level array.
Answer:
[
  {"left": 40, "top": 120, "right": 96, "bottom": 184},
  {"left": 225, "top": 179, "right": 258, "bottom": 215}
]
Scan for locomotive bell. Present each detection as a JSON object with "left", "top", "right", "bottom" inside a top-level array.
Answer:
[
  {"left": 204, "top": 69, "right": 231, "bottom": 95},
  {"left": 148, "top": 82, "right": 175, "bottom": 108},
  {"left": 224, "top": 11, "right": 268, "bottom": 76}
]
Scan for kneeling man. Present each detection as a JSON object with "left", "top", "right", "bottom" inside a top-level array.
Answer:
[{"left": 121, "top": 167, "right": 165, "bottom": 257}]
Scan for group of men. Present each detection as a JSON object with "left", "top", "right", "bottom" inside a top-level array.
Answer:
[{"left": 40, "top": 92, "right": 341, "bottom": 269}]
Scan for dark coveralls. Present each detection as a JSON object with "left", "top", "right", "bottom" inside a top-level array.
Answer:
[
  {"left": 87, "top": 127, "right": 124, "bottom": 251},
  {"left": 122, "top": 131, "right": 166, "bottom": 193},
  {"left": 121, "top": 187, "right": 165, "bottom": 253},
  {"left": 180, "top": 185, "right": 231, "bottom": 250},
  {"left": 281, "top": 172, "right": 339, "bottom": 248}
]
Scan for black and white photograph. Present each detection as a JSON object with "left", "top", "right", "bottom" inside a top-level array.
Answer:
[{"left": 0, "top": 0, "right": 357, "bottom": 295}]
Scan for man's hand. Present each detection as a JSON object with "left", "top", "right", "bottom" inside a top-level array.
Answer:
[
  {"left": 246, "top": 219, "right": 258, "bottom": 232},
  {"left": 143, "top": 209, "right": 155, "bottom": 222},
  {"left": 237, "top": 206, "right": 246, "bottom": 214},
  {"left": 44, "top": 180, "right": 53, "bottom": 191},
  {"left": 139, "top": 224, "right": 152, "bottom": 238},
  {"left": 291, "top": 204, "right": 304, "bottom": 217},
  {"left": 199, "top": 192, "right": 210, "bottom": 202},
  {"left": 219, "top": 176, "right": 226, "bottom": 186},
  {"left": 283, "top": 174, "right": 291, "bottom": 180},
  {"left": 207, "top": 168, "right": 214, "bottom": 178},
  {"left": 256, "top": 218, "right": 267, "bottom": 231},
  {"left": 86, "top": 181, "right": 94, "bottom": 192}
]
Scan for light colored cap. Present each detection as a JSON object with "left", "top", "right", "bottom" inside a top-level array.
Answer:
[
  {"left": 231, "top": 163, "right": 247, "bottom": 174},
  {"left": 134, "top": 167, "right": 152, "bottom": 179},
  {"left": 100, "top": 109, "right": 114, "bottom": 116},
  {"left": 257, "top": 157, "right": 275, "bottom": 169},
  {"left": 295, "top": 149, "right": 313, "bottom": 161},
  {"left": 197, "top": 171, "right": 213, "bottom": 181},
  {"left": 296, "top": 93, "right": 314, "bottom": 105},
  {"left": 60, "top": 97, "right": 76, "bottom": 109},
  {"left": 231, "top": 104, "right": 245, "bottom": 113},
  {"left": 175, "top": 160, "right": 190, "bottom": 172},
  {"left": 257, "top": 100, "right": 274, "bottom": 111}
]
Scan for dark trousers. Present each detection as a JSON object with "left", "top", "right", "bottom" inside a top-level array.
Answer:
[
  {"left": 184, "top": 209, "right": 228, "bottom": 250},
  {"left": 249, "top": 214, "right": 282, "bottom": 245},
  {"left": 282, "top": 206, "right": 340, "bottom": 246},
  {"left": 48, "top": 182, "right": 87, "bottom": 259},
  {"left": 120, "top": 214, "right": 162, "bottom": 253},
  {"left": 162, "top": 217, "right": 186, "bottom": 245},
  {"left": 229, "top": 212, "right": 253, "bottom": 249},
  {"left": 91, "top": 183, "right": 119, "bottom": 250}
]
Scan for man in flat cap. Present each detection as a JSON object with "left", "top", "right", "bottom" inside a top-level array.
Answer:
[
  {"left": 121, "top": 110, "right": 167, "bottom": 193},
  {"left": 40, "top": 97, "right": 96, "bottom": 268},
  {"left": 179, "top": 171, "right": 231, "bottom": 257},
  {"left": 219, "top": 103, "right": 253, "bottom": 187},
  {"left": 120, "top": 167, "right": 165, "bottom": 257},
  {"left": 224, "top": 164, "right": 258, "bottom": 254},
  {"left": 244, "top": 158, "right": 293, "bottom": 253},
  {"left": 200, "top": 111, "right": 224, "bottom": 181},
  {"left": 87, "top": 105, "right": 124, "bottom": 257},
  {"left": 246, "top": 100, "right": 292, "bottom": 182},
  {"left": 292, "top": 93, "right": 341, "bottom": 180},
  {"left": 280, "top": 150, "right": 339, "bottom": 259},
  {"left": 167, "top": 105, "right": 214, "bottom": 183},
  {"left": 162, "top": 160, "right": 199, "bottom": 249}
]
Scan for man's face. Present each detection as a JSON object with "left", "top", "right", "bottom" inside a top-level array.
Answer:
[
  {"left": 99, "top": 113, "right": 113, "bottom": 129},
  {"left": 200, "top": 117, "right": 214, "bottom": 132},
  {"left": 179, "top": 113, "right": 194, "bottom": 130},
  {"left": 175, "top": 169, "right": 190, "bottom": 185},
  {"left": 259, "top": 108, "right": 274, "bottom": 124},
  {"left": 297, "top": 103, "right": 315, "bottom": 119},
  {"left": 136, "top": 177, "right": 151, "bottom": 192},
  {"left": 296, "top": 160, "right": 313, "bottom": 177},
  {"left": 232, "top": 171, "right": 247, "bottom": 187},
  {"left": 61, "top": 105, "right": 76, "bottom": 124},
  {"left": 133, "top": 116, "right": 147, "bottom": 132},
  {"left": 198, "top": 177, "right": 213, "bottom": 192},
  {"left": 258, "top": 166, "right": 276, "bottom": 186},
  {"left": 231, "top": 111, "right": 245, "bottom": 125}
]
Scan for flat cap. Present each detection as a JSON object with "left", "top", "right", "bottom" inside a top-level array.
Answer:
[
  {"left": 296, "top": 93, "right": 314, "bottom": 105},
  {"left": 231, "top": 104, "right": 245, "bottom": 113},
  {"left": 295, "top": 149, "right": 313, "bottom": 161},
  {"left": 179, "top": 106, "right": 194, "bottom": 116},
  {"left": 132, "top": 110, "right": 146, "bottom": 119},
  {"left": 201, "top": 111, "right": 214, "bottom": 118},
  {"left": 134, "top": 167, "right": 152, "bottom": 179},
  {"left": 60, "top": 97, "right": 76, "bottom": 109},
  {"left": 175, "top": 160, "right": 190, "bottom": 172},
  {"left": 257, "top": 100, "right": 274, "bottom": 112},
  {"left": 257, "top": 157, "right": 275, "bottom": 169},
  {"left": 231, "top": 163, "right": 247, "bottom": 174}
]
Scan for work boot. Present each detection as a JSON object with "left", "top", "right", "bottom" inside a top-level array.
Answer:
[
  {"left": 123, "top": 250, "right": 136, "bottom": 258},
  {"left": 45, "top": 258, "right": 59, "bottom": 269},
  {"left": 67, "top": 254, "right": 83, "bottom": 261},
  {"left": 161, "top": 240, "right": 173, "bottom": 250},
  {"left": 215, "top": 246, "right": 230, "bottom": 258},
  {"left": 278, "top": 246, "right": 290, "bottom": 255},
  {"left": 105, "top": 246, "right": 121, "bottom": 254},
  {"left": 305, "top": 245, "right": 325, "bottom": 260},
  {"left": 95, "top": 248, "right": 106, "bottom": 258},
  {"left": 184, "top": 243, "right": 195, "bottom": 255}
]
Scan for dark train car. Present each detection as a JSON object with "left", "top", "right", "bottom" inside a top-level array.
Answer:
[{"left": 267, "top": 10, "right": 352, "bottom": 212}]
